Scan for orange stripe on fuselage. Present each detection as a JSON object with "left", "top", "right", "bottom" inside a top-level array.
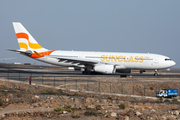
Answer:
[{"left": 30, "top": 50, "right": 55, "bottom": 58}]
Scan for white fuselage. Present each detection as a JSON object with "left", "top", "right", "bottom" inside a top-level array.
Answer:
[{"left": 35, "top": 50, "right": 175, "bottom": 70}]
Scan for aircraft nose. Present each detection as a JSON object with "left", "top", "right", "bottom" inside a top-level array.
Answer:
[{"left": 172, "top": 61, "right": 176, "bottom": 66}]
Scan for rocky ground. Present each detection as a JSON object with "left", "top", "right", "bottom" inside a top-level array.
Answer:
[
  {"left": 1, "top": 78, "right": 180, "bottom": 120},
  {"left": 31, "top": 76, "right": 180, "bottom": 97}
]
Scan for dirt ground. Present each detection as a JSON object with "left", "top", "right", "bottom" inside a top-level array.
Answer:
[
  {"left": 1, "top": 75, "right": 180, "bottom": 120},
  {"left": 30, "top": 75, "right": 180, "bottom": 98}
]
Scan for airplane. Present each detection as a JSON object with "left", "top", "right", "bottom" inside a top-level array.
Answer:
[{"left": 8, "top": 22, "right": 176, "bottom": 77}]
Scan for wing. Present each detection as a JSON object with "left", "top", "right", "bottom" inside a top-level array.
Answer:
[
  {"left": 49, "top": 55, "right": 107, "bottom": 66},
  {"left": 48, "top": 55, "right": 126, "bottom": 68}
]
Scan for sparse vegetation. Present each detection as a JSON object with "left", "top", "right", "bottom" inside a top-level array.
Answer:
[
  {"left": 54, "top": 106, "right": 65, "bottom": 111},
  {"left": 41, "top": 89, "right": 56, "bottom": 94},
  {"left": 27, "top": 89, "right": 38, "bottom": 94},
  {"left": 57, "top": 89, "right": 62, "bottom": 94},
  {"left": 41, "top": 89, "right": 63, "bottom": 94},
  {"left": 119, "top": 103, "right": 126, "bottom": 109},
  {"left": 172, "top": 98, "right": 178, "bottom": 102},
  {"left": 0, "top": 98, "right": 4, "bottom": 106},
  {"left": 164, "top": 99, "right": 171, "bottom": 102},
  {"left": 54, "top": 105, "right": 73, "bottom": 112},
  {"left": 1, "top": 86, "right": 8, "bottom": 92},
  {"left": 156, "top": 100, "right": 163, "bottom": 103},
  {"left": 66, "top": 108, "right": 73, "bottom": 112},
  {"left": 63, "top": 105, "right": 72, "bottom": 109},
  {"left": 150, "top": 87, "right": 154, "bottom": 90},
  {"left": 84, "top": 108, "right": 98, "bottom": 116},
  {"left": 72, "top": 114, "right": 81, "bottom": 118},
  {"left": 159, "top": 97, "right": 163, "bottom": 101}
]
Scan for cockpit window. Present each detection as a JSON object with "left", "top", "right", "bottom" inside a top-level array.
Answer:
[{"left": 165, "top": 58, "right": 171, "bottom": 61}]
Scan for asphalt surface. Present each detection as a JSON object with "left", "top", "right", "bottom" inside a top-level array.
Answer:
[{"left": 0, "top": 63, "right": 180, "bottom": 78}]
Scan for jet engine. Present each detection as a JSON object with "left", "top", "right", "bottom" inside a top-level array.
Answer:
[{"left": 94, "top": 64, "right": 116, "bottom": 74}]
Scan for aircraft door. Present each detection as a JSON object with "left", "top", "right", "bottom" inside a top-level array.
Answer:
[
  {"left": 79, "top": 54, "right": 85, "bottom": 58},
  {"left": 154, "top": 56, "right": 159, "bottom": 63}
]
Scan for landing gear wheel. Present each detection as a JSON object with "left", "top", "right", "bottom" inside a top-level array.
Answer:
[
  {"left": 82, "top": 70, "right": 91, "bottom": 75},
  {"left": 154, "top": 73, "right": 158, "bottom": 76},
  {"left": 154, "top": 69, "right": 158, "bottom": 76},
  {"left": 87, "top": 71, "right": 91, "bottom": 75},
  {"left": 82, "top": 71, "right": 86, "bottom": 75},
  {"left": 120, "top": 75, "right": 127, "bottom": 77}
]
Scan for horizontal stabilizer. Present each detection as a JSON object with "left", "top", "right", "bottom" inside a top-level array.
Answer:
[
  {"left": 6, "top": 49, "right": 27, "bottom": 53},
  {"left": 6, "top": 49, "right": 32, "bottom": 56}
]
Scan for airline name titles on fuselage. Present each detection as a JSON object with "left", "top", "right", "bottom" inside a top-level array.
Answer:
[{"left": 101, "top": 55, "right": 150, "bottom": 63}]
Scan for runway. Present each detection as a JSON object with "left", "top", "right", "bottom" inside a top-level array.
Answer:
[{"left": 0, "top": 63, "right": 180, "bottom": 78}]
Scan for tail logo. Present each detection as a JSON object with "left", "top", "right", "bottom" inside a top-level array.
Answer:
[{"left": 16, "top": 33, "right": 43, "bottom": 50}]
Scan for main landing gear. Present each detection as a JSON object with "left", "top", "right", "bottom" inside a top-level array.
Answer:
[
  {"left": 82, "top": 70, "right": 91, "bottom": 75},
  {"left": 120, "top": 75, "right": 127, "bottom": 77},
  {"left": 82, "top": 69, "right": 103, "bottom": 75},
  {"left": 154, "top": 69, "right": 158, "bottom": 76}
]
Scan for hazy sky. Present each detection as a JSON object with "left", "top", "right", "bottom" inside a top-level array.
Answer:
[{"left": 0, "top": 1, "right": 180, "bottom": 68}]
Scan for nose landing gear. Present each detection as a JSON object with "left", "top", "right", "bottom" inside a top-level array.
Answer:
[{"left": 154, "top": 69, "right": 158, "bottom": 76}]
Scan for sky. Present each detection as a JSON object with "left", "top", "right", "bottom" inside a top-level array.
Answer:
[{"left": 0, "top": 1, "right": 180, "bottom": 67}]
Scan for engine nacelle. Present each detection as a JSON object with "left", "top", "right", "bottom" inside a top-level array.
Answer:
[{"left": 94, "top": 64, "right": 116, "bottom": 74}]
